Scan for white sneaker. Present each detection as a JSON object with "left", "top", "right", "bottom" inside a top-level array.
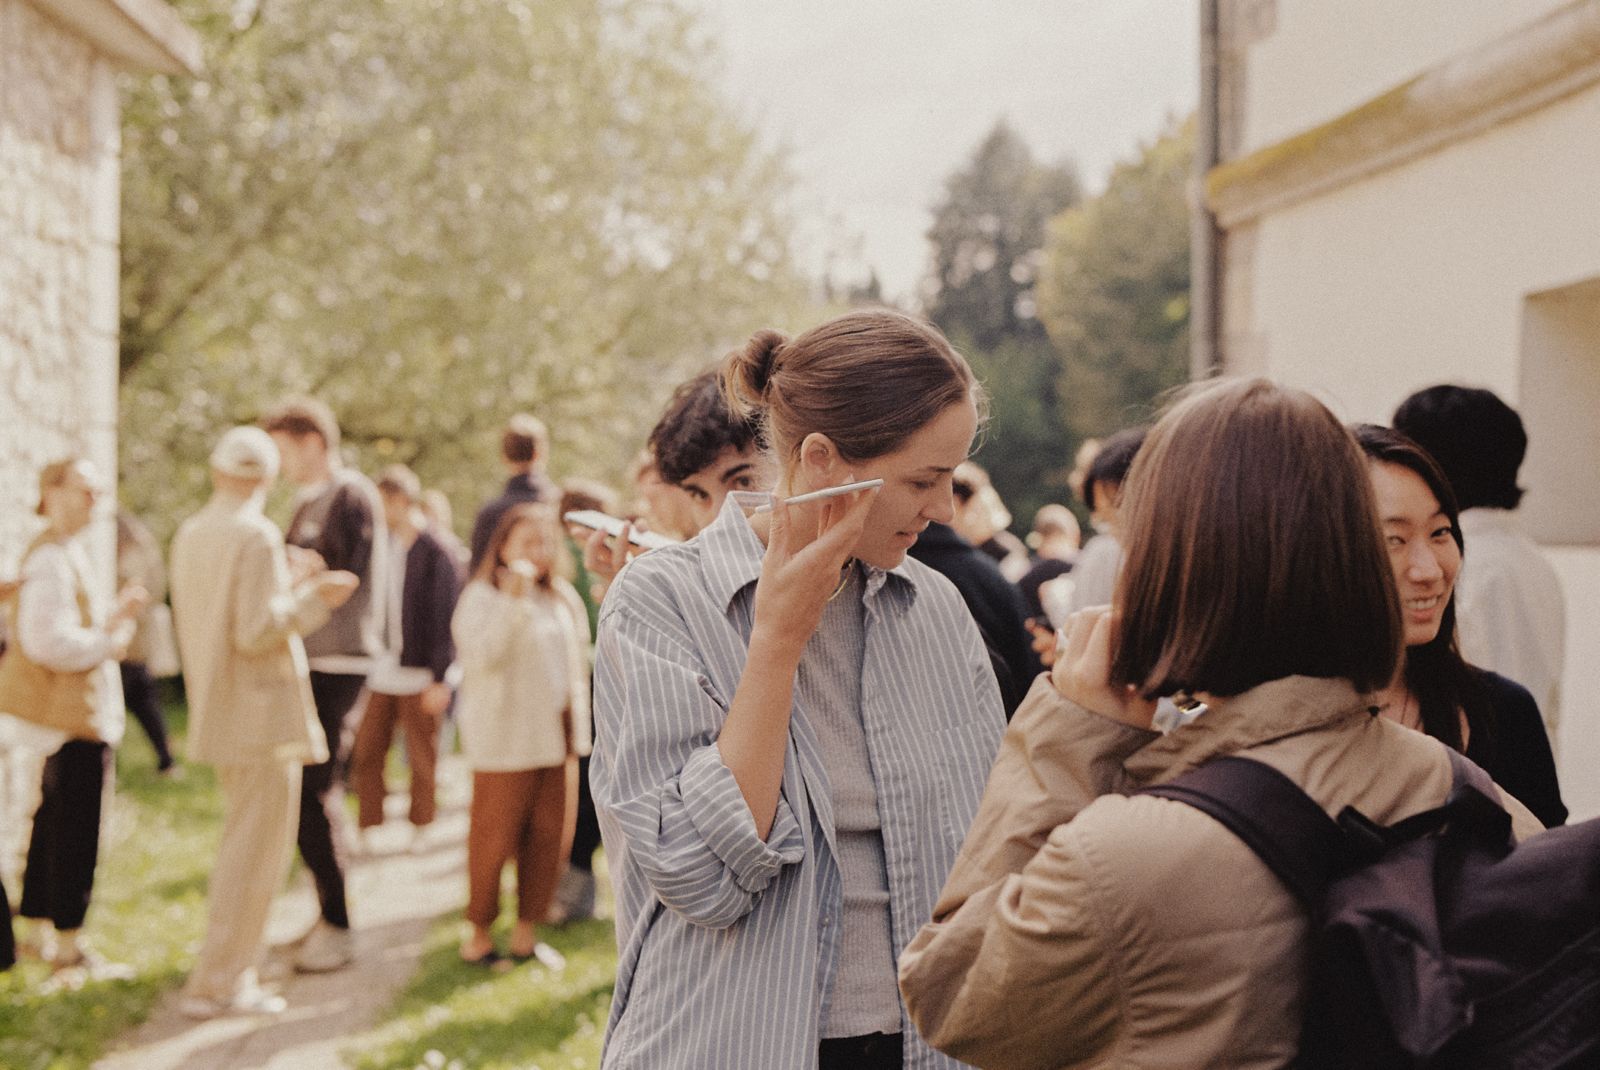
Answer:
[
  {"left": 292, "top": 921, "right": 354, "bottom": 973},
  {"left": 179, "top": 986, "right": 287, "bottom": 1019}
]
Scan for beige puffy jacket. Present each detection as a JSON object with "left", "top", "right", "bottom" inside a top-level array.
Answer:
[{"left": 899, "top": 674, "right": 1543, "bottom": 1070}]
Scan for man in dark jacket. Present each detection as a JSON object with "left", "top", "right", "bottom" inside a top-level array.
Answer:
[
  {"left": 469, "top": 413, "right": 558, "bottom": 572},
  {"left": 350, "top": 464, "right": 461, "bottom": 853},
  {"left": 264, "top": 397, "right": 387, "bottom": 973},
  {"left": 909, "top": 522, "right": 1043, "bottom": 718}
]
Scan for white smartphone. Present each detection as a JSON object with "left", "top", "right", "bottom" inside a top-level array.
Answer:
[
  {"left": 562, "top": 510, "right": 676, "bottom": 551},
  {"left": 748, "top": 478, "right": 885, "bottom": 515}
]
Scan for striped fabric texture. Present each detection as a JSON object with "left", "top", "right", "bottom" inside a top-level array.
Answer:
[{"left": 591, "top": 497, "right": 1006, "bottom": 1069}]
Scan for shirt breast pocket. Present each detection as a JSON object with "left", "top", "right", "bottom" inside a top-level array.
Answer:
[{"left": 936, "top": 720, "right": 1000, "bottom": 850}]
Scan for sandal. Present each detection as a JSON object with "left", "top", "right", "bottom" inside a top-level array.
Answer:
[{"left": 459, "top": 946, "right": 503, "bottom": 967}]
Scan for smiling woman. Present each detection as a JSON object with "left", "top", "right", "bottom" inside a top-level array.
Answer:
[
  {"left": 589, "top": 309, "right": 1005, "bottom": 1070},
  {"left": 1354, "top": 424, "right": 1566, "bottom": 828}
]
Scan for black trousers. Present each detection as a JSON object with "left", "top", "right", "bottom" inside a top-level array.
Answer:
[
  {"left": 818, "top": 1033, "right": 903, "bottom": 1070},
  {"left": 19, "top": 739, "right": 111, "bottom": 931},
  {"left": 1, "top": 871, "right": 15, "bottom": 970},
  {"left": 568, "top": 755, "right": 601, "bottom": 872},
  {"left": 119, "top": 661, "right": 174, "bottom": 770},
  {"left": 298, "top": 672, "right": 365, "bottom": 929}
]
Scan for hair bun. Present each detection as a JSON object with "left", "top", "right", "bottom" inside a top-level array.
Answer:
[{"left": 722, "top": 328, "right": 788, "bottom": 415}]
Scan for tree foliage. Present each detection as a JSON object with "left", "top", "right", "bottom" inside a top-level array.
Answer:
[
  {"left": 1038, "top": 120, "right": 1193, "bottom": 439},
  {"left": 923, "top": 121, "right": 1082, "bottom": 530},
  {"left": 119, "top": 0, "right": 811, "bottom": 543},
  {"left": 924, "top": 122, "right": 1080, "bottom": 351}
]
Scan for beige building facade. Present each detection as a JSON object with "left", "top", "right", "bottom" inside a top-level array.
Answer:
[
  {"left": 0, "top": 0, "right": 199, "bottom": 582},
  {"left": 1206, "top": 0, "right": 1600, "bottom": 818}
]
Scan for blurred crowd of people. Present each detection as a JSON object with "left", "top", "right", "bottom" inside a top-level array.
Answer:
[{"left": 0, "top": 308, "right": 1575, "bottom": 1068}]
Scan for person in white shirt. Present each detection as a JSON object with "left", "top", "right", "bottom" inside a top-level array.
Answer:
[
  {"left": 451, "top": 502, "right": 590, "bottom": 968},
  {"left": 349, "top": 465, "right": 460, "bottom": 851},
  {"left": 1394, "top": 386, "right": 1566, "bottom": 753},
  {"left": 0, "top": 459, "right": 146, "bottom": 976},
  {"left": 1062, "top": 426, "right": 1148, "bottom": 617}
]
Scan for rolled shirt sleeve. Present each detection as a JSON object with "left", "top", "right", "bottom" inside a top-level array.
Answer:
[{"left": 593, "top": 601, "right": 805, "bottom": 930}]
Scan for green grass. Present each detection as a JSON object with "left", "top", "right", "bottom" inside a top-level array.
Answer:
[
  {"left": 0, "top": 703, "right": 220, "bottom": 1070},
  {"left": 343, "top": 899, "right": 616, "bottom": 1070},
  {"left": 2, "top": 700, "right": 621, "bottom": 1070}
]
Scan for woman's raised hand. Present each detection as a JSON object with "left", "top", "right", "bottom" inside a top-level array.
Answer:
[
  {"left": 1050, "top": 606, "right": 1157, "bottom": 729},
  {"left": 752, "top": 480, "right": 878, "bottom": 651}
]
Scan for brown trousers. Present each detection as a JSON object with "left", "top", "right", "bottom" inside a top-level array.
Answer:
[
  {"left": 350, "top": 691, "right": 439, "bottom": 829},
  {"left": 466, "top": 760, "right": 576, "bottom": 927}
]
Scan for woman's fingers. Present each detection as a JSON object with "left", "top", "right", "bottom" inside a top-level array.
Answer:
[
  {"left": 809, "top": 481, "right": 878, "bottom": 564},
  {"left": 1057, "top": 605, "right": 1107, "bottom": 676},
  {"left": 1051, "top": 607, "right": 1158, "bottom": 728}
]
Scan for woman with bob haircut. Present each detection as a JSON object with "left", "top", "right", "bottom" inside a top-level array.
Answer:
[
  {"left": 897, "top": 378, "right": 1544, "bottom": 1069},
  {"left": 1354, "top": 424, "right": 1565, "bottom": 828},
  {"left": 590, "top": 309, "right": 1006, "bottom": 1070}
]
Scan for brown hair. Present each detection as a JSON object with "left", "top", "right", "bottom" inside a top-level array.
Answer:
[
  {"left": 376, "top": 463, "right": 422, "bottom": 502},
  {"left": 559, "top": 477, "right": 618, "bottom": 517},
  {"left": 262, "top": 397, "right": 340, "bottom": 451},
  {"left": 36, "top": 457, "right": 88, "bottom": 516},
  {"left": 1111, "top": 378, "right": 1402, "bottom": 698},
  {"left": 721, "top": 309, "right": 982, "bottom": 464},
  {"left": 501, "top": 414, "right": 548, "bottom": 466},
  {"left": 472, "top": 503, "right": 568, "bottom": 588}
]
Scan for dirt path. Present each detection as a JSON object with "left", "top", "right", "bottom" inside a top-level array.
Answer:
[{"left": 96, "top": 758, "right": 471, "bottom": 1070}]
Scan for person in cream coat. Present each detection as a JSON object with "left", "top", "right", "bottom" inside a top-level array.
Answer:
[{"left": 169, "top": 427, "right": 357, "bottom": 1017}]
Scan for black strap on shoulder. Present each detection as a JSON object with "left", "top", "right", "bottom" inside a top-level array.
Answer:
[{"left": 1139, "top": 756, "right": 1345, "bottom": 908}]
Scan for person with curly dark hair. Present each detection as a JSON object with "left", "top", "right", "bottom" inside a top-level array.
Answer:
[{"left": 647, "top": 369, "right": 767, "bottom": 535}]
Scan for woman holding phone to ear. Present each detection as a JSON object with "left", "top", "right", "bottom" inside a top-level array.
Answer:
[{"left": 590, "top": 309, "right": 1007, "bottom": 1070}]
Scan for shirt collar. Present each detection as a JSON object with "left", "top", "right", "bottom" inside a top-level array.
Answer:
[
  {"left": 1124, "top": 675, "right": 1374, "bottom": 785},
  {"left": 696, "top": 494, "right": 922, "bottom": 615}
]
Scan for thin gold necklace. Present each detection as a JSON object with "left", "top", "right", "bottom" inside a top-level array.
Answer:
[{"left": 827, "top": 560, "right": 854, "bottom": 602}]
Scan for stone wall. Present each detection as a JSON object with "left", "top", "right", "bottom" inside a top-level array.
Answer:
[{"left": 0, "top": 0, "right": 123, "bottom": 584}]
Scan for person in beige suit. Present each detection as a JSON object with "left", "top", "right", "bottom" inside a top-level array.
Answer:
[
  {"left": 898, "top": 379, "right": 1545, "bottom": 1070},
  {"left": 169, "top": 428, "right": 357, "bottom": 1018}
]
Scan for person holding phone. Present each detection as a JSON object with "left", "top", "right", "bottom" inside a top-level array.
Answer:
[
  {"left": 897, "top": 378, "right": 1546, "bottom": 1069},
  {"left": 451, "top": 503, "right": 590, "bottom": 968},
  {"left": 590, "top": 309, "right": 1006, "bottom": 1070}
]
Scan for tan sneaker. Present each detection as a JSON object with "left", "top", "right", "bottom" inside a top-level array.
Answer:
[{"left": 293, "top": 921, "right": 353, "bottom": 973}]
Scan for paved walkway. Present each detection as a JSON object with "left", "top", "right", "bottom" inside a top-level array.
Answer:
[{"left": 96, "top": 759, "right": 472, "bottom": 1070}]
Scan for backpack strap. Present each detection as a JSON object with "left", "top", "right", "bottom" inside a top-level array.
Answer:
[{"left": 1139, "top": 756, "right": 1345, "bottom": 908}]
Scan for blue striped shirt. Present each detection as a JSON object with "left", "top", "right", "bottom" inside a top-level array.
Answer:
[{"left": 591, "top": 497, "right": 1006, "bottom": 1069}]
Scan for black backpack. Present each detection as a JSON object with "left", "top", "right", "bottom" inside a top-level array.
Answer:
[{"left": 1141, "top": 751, "right": 1600, "bottom": 1069}]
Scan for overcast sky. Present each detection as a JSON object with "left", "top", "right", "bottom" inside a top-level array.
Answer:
[{"left": 686, "top": 0, "right": 1199, "bottom": 304}]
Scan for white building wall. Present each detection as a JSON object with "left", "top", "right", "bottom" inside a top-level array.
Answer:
[
  {"left": 1241, "top": 0, "right": 1573, "bottom": 152},
  {"left": 0, "top": 0, "right": 124, "bottom": 585},
  {"left": 1234, "top": 80, "right": 1600, "bottom": 820},
  {"left": 1241, "top": 82, "right": 1600, "bottom": 419}
]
